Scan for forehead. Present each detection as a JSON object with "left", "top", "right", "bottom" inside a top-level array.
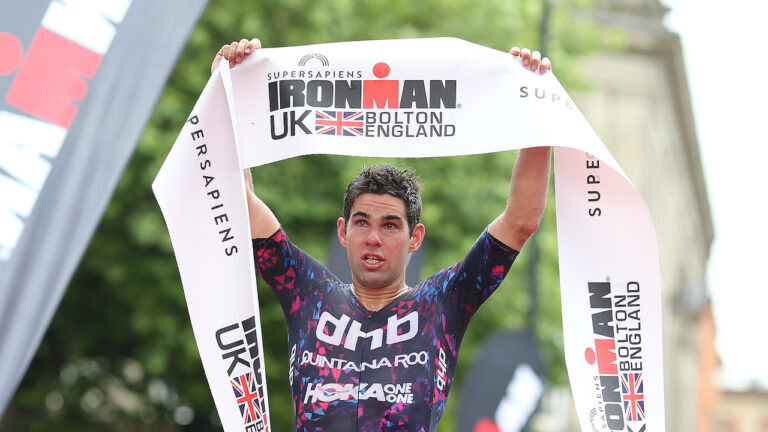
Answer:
[{"left": 350, "top": 193, "right": 407, "bottom": 217}]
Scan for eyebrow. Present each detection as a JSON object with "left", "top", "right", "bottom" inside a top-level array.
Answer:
[
  {"left": 350, "top": 212, "right": 404, "bottom": 223},
  {"left": 382, "top": 215, "right": 404, "bottom": 223}
]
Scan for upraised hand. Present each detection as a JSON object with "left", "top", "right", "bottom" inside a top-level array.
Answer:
[
  {"left": 211, "top": 38, "right": 262, "bottom": 75},
  {"left": 510, "top": 46, "right": 551, "bottom": 74}
]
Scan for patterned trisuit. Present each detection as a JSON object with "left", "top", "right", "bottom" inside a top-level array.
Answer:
[{"left": 253, "top": 228, "right": 518, "bottom": 432}]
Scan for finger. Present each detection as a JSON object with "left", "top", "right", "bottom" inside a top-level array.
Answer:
[
  {"left": 509, "top": 46, "right": 521, "bottom": 57},
  {"left": 211, "top": 47, "right": 225, "bottom": 74},
  {"left": 247, "top": 37, "right": 262, "bottom": 54},
  {"left": 220, "top": 44, "right": 232, "bottom": 62},
  {"left": 229, "top": 42, "right": 238, "bottom": 67},
  {"left": 530, "top": 50, "right": 541, "bottom": 71},
  {"left": 521, "top": 48, "right": 531, "bottom": 67},
  {"left": 236, "top": 38, "right": 248, "bottom": 63},
  {"left": 539, "top": 57, "right": 551, "bottom": 74},
  {"left": 213, "top": 44, "right": 230, "bottom": 72}
]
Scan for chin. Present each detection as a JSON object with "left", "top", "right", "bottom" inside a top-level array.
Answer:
[{"left": 355, "top": 274, "right": 389, "bottom": 289}]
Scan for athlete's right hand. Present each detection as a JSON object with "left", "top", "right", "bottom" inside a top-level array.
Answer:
[{"left": 211, "top": 38, "right": 261, "bottom": 75}]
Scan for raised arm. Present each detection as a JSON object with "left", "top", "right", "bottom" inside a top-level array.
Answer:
[
  {"left": 487, "top": 47, "right": 552, "bottom": 250},
  {"left": 488, "top": 146, "right": 551, "bottom": 250},
  {"left": 212, "top": 38, "right": 280, "bottom": 238},
  {"left": 243, "top": 167, "right": 280, "bottom": 239}
]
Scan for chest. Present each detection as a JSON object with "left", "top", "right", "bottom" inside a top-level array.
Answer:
[{"left": 290, "top": 288, "right": 448, "bottom": 394}]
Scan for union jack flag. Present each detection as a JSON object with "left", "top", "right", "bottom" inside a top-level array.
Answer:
[
  {"left": 315, "top": 111, "right": 364, "bottom": 136},
  {"left": 621, "top": 372, "right": 645, "bottom": 421},
  {"left": 231, "top": 372, "right": 263, "bottom": 425}
]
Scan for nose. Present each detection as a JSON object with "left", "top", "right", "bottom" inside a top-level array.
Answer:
[{"left": 365, "top": 228, "right": 383, "bottom": 246}]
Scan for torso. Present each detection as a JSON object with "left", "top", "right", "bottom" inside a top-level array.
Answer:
[{"left": 254, "top": 229, "right": 517, "bottom": 432}]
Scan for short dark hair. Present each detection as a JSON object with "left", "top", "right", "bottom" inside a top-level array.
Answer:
[{"left": 343, "top": 164, "right": 422, "bottom": 235}]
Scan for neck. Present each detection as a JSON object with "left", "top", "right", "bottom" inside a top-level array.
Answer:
[{"left": 351, "top": 281, "right": 409, "bottom": 312}]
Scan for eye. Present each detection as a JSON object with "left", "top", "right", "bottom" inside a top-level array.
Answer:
[
  {"left": 355, "top": 219, "right": 368, "bottom": 227},
  {"left": 384, "top": 222, "right": 396, "bottom": 230}
]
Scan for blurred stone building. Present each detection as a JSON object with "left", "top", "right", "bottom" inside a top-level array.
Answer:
[
  {"left": 716, "top": 388, "right": 768, "bottom": 431},
  {"left": 532, "top": 0, "right": 718, "bottom": 430}
]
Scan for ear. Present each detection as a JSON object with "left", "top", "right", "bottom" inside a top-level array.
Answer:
[
  {"left": 408, "top": 223, "right": 425, "bottom": 253},
  {"left": 337, "top": 217, "right": 348, "bottom": 247}
]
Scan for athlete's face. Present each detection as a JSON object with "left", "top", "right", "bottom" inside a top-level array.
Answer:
[{"left": 337, "top": 193, "right": 424, "bottom": 291}]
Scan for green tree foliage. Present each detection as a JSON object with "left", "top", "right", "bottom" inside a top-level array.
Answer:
[{"left": 1, "top": 1, "right": 622, "bottom": 430}]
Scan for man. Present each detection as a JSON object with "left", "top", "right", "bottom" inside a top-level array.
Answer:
[{"left": 212, "top": 39, "right": 551, "bottom": 432}]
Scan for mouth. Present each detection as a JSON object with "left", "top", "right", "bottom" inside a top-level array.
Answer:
[{"left": 361, "top": 254, "right": 384, "bottom": 268}]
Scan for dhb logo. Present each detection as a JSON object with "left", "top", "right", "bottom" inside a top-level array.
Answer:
[{"left": 316, "top": 311, "right": 418, "bottom": 350}]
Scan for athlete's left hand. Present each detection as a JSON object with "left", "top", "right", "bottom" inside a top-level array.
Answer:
[{"left": 510, "top": 47, "right": 551, "bottom": 74}]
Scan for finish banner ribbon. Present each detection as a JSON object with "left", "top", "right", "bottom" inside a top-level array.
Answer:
[{"left": 153, "top": 38, "right": 664, "bottom": 432}]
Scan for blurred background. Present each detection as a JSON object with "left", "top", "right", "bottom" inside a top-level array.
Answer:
[{"left": 1, "top": 0, "right": 765, "bottom": 430}]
